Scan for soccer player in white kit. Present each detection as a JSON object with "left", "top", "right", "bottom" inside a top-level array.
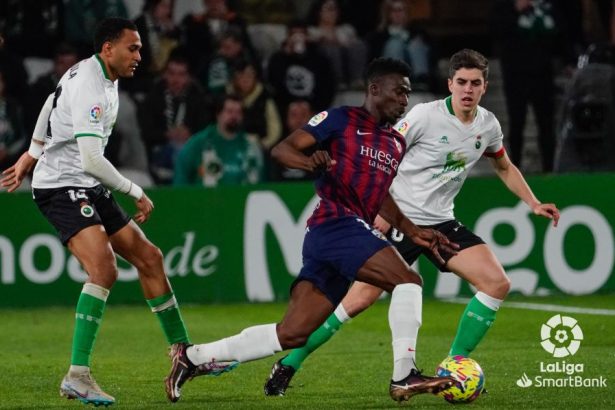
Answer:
[
  {"left": 0, "top": 18, "right": 232, "bottom": 407},
  {"left": 264, "top": 49, "right": 561, "bottom": 399}
]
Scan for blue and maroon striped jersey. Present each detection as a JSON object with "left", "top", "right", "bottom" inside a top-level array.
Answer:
[{"left": 302, "top": 106, "right": 406, "bottom": 227}]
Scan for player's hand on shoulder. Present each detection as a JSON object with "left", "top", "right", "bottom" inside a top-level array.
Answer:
[
  {"left": 533, "top": 203, "right": 560, "bottom": 227},
  {"left": 308, "top": 150, "right": 336, "bottom": 172},
  {"left": 134, "top": 192, "right": 154, "bottom": 224},
  {"left": 1, "top": 152, "right": 36, "bottom": 193}
]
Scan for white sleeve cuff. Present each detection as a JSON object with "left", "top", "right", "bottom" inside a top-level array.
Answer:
[
  {"left": 127, "top": 182, "right": 143, "bottom": 200},
  {"left": 28, "top": 140, "right": 44, "bottom": 160}
]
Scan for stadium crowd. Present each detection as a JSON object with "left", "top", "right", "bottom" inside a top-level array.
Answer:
[{"left": 1, "top": 0, "right": 614, "bottom": 187}]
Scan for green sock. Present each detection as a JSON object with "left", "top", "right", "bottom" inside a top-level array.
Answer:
[
  {"left": 71, "top": 284, "right": 109, "bottom": 366},
  {"left": 282, "top": 312, "right": 345, "bottom": 370},
  {"left": 449, "top": 296, "right": 497, "bottom": 357},
  {"left": 147, "top": 292, "right": 190, "bottom": 344}
]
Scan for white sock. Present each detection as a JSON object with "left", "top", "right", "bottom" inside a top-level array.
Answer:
[
  {"left": 187, "top": 323, "right": 282, "bottom": 365},
  {"left": 475, "top": 291, "right": 503, "bottom": 311},
  {"left": 69, "top": 365, "right": 89, "bottom": 375},
  {"left": 334, "top": 303, "right": 351, "bottom": 323},
  {"left": 389, "top": 283, "right": 422, "bottom": 382}
]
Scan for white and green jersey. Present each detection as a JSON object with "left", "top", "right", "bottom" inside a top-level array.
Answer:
[
  {"left": 391, "top": 96, "right": 505, "bottom": 225},
  {"left": 33, "top": 54, "right": 119, "bottom": 189}
]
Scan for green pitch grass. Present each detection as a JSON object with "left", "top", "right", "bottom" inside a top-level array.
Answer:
[{"left": 0, "top": 294, "right": 613, "bottom": 409}]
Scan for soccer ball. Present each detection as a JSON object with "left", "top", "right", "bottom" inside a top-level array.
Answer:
[{"left": 435, "top": 355, "right": 485, "bottom": 404}]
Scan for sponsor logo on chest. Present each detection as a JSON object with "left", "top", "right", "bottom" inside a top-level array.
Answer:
[{"left": 360, "top": 145, "right": 399, "bottom": 175}]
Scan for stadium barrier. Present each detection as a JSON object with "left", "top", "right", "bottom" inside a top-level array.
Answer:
[{"left": 0, "top": 174, "right": 614, "bottom": 307}]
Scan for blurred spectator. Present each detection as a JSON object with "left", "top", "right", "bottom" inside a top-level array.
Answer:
[
  {"left": 0, "top": 0, "right": 64, "bottom": 59},
  {"left": 272, "top": 99, "right": 317, "bottom": 181},
  {"left": 26, "top": 44, "right": 78, "bottom": 134},
  {"left": 582, "top": 0, "right": 615, "bottom": 44},
  {"left": 139, "top": 54, "right": 211, "bottom": 184},
  {"left": 366, "top": 0, "right": 433, "bottom": 90},
  {"left": 227, "top": 60, "right": 282, "bottom": 151},
  {"left": 180, "top": 0, "right": 254, "bottom": 72},
  {"left": 104, "top": 91, "right": 150, "bottom": 174},
  {"left": 493, "top": 0, "right": 567, "bottom": 172},
  {"left": 267, "top": 20, "right": 336, "bottom": 114},
  {"left": 307, "top": 0, "right": 367, "bottom": 90},
  {"left": 0, "top": 33, "right": 29, "bottom": 106},
  {"left": 237, "top": 0, "right": 296, "bottom": 25},
  {"left": 174, "top": 94, "right": 264, "bottom": 187},
  {"left": 198, "top": 27, "right": 252, "bottom": 94},
  {"left": 65, "top": 0, "right": 128, "bottom": 58},
  {"left": 336, "top": 0, "right": 381, "bottom": 37},
  {"left": 128, "top": 0, "right": 180, "bottom": 96},
  {"left": 554, "top": 43, "right": 615, "bottom": 172},
  {"left": 0, "top": 69, "right": 26, "bottom": 172}
]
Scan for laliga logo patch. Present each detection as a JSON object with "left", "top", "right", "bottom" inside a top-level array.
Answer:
[
  {"left": 540, "top": 314, "right": 583, "bottom": 357},
  {"left": 395, "top": 120, "right": 409, "bottom": 135},
  {"left": 89, "top": 105, "right": 102, "bottom": 123},
  {"left": 308, "top": 111, "right": 328, "bottom": 126},
  {"left": 80, "top": 202, "right": 94, "bottom": 218}
]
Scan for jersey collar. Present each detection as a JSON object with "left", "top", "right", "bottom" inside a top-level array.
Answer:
[
  {"left": 95, "top": 54, "right": 111, "bottom": 81},
  {"left": 445, "top": 95, "right": 455, "bottom": 115},
  {"left": 445, "top": 95, "right": 478, "bottom": 119}
]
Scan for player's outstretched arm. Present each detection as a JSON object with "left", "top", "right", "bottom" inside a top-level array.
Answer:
[
  {"left": 271, "top": 129, "right": 336, "bottom": 172},
  {"left": 1, "top": 93, "right": 55, "bottom": 192},
  {"left": 489, "top": 152, "right": 560, "bottom": 227},
  {"left": 1, "top": 151, "right": 37, "bottom": 192}
]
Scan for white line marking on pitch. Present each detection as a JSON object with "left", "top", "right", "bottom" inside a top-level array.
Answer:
[{"left": 441, "top": 298, "right": 615, "bottom": 316}]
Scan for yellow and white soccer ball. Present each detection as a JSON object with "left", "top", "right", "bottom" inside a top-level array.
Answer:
[{"left": 435, "top": 355, "right": 485, "bottom": 403}]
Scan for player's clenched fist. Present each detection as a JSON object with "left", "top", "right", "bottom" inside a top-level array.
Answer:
[{"left": 307, "top": 150, "right": 336, "bottom": 172}]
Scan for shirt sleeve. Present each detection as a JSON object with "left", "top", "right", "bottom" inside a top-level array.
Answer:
[
  {"left": 483, "top": 116, "right": 505, "bottom": 158},
  {"left": 393, "top": 104, "right": 425, "bottom": 146},
  {"left": 71, "top": 74, "right": 106, "bottom": 138},
  {"left": 301, "top": 107, "right": 345, "bottom": 143}
]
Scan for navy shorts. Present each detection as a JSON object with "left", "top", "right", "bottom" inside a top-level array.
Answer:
[
  {"left": 388, "top": 220, "right": 484, "bottom": 272},
  {"left": 293, "top": 216, "right": 391, "bottom": 306},
  {"left": 33, "top": 184, "right": 131, "bottom": 245}
]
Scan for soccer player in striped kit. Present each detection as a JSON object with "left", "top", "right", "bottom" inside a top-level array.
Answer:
[
  {"left": 165, "top": 57, "right": 458, "bottom": 402},
  {"left": 264, "top": 49, "right": 560, "bottom": 398}
]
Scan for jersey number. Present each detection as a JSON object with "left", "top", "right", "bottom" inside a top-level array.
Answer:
[{"left": 67, "top": 189, "right": 88, "bottom": 202}]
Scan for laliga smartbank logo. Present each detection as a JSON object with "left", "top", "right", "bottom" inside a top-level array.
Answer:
[
  {"left": 515, "top": 314, "right": 607, "bottom": 389},
  {"left": 540, "top": 314, "right": 583, "bottom": 357}
]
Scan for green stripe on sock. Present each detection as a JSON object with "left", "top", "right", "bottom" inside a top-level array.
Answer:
[
  {"left": 147, "top": 292, "right": 190, "bottom": 344},
  {"left": 449, "top": 296, "right": 497, "bottom": 357},
  {"left": 71, "top": 292, "right": 106, "bottom": 366},
  {"left": 282, "top": 312, "right": 344, "bottom": 370}
]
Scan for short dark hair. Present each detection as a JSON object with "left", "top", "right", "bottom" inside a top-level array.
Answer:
[
  {"left": 93, "top": 18, "right": 138, "bottom": 52},
  {"left": 448, "top": 49, "right": 489, "bottom": 80},
  {"left": 365, "top": 57, "right": 411, "bottom": 84},
  {"left": 215, "top": 94, "right": 243, "bottom": 115}
]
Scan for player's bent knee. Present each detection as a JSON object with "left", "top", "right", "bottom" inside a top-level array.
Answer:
[
  {"left": 276, "top": 327, "right": 309, "bottom": 349},
  {"left": 400, "top": 268, "right": 423, "bottom": 287},
  {"left": 88, "top": 263, "right": 119, "bottom": 287},
  {"left": 134, "top": 245, "right": 164, "bottom": 273},
  {"left": 480, "top": 274, "right": 511, "bottom": 299},
  {"left": 498, "top": 275, "right": 511, "bottom": 297}
]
